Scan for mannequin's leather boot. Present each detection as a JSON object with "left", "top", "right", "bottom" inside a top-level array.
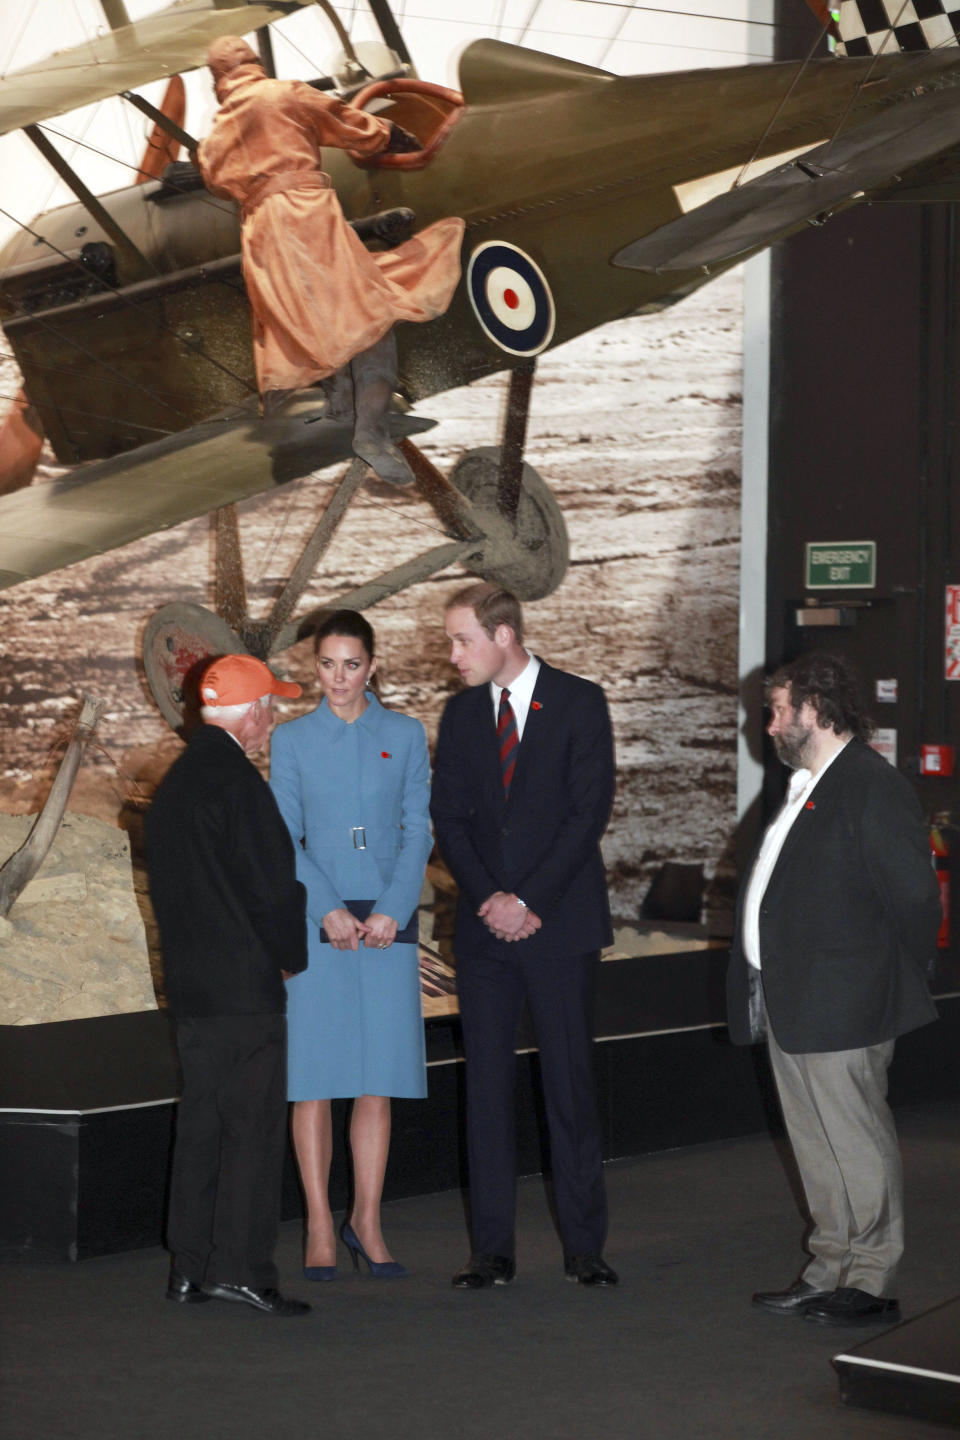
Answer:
[{"left": 349, "top": 330, "right": 414, "bottom": 487}]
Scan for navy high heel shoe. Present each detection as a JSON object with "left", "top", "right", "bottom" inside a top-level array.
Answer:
[
  {"left": 303, "top": 1264, "right": 337, "bottom": 1282},
  {"left": 341, "top": 1221, "right": 409, "bottom": 1278}
]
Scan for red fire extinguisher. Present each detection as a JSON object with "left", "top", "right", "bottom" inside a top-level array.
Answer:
[{"left": 930, "top": 818, "right": 950, "bottom": 950}]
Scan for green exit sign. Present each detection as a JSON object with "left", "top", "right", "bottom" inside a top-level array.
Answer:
[{"left": 805, "top": 541, "right": 876, "bottom": 590}]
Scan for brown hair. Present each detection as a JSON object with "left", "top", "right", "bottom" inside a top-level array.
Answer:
[
  {"left": 765, "top": 651, "right": 873, "bottom": 741},
  {"left": 445, "top": 582, "right": 523, "bottom": 644},
  {"left": 312, "top": 608, "right": 375, "bottom": 660}
]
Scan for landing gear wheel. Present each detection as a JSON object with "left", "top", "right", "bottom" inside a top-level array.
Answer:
[
  {"left": 143, "top": 601, "right": 248, "bottom": 732},
  {"left": 450, "top": 445, "right": 568, "bottom": 600}
]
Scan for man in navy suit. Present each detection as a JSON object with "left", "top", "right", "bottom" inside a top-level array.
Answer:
[
  {"left": 431, "top": 583, "right": 617, "bottom": 1287},
  {"left": 728, "top": 652, "right": 939, "bottom": 1327}
]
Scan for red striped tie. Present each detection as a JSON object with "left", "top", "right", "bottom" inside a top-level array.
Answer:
[{"left": 497, "top": 687, "right": 518, "bottom": 796}]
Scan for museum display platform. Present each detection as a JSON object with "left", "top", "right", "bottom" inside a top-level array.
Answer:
[
  {"left": 3, "top": 946, "right": 959, "bottom": 1262},
  {"left": 834, "top": 1297, "right": 960, "bottom": 1428}
]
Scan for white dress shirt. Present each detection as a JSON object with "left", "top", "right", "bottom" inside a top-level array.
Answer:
[
  {"left": 743, "top": 741, "right": 849, "bottom": 969},
  {"left": 490, "top": 652, "right": 540, "bottom": 740}
]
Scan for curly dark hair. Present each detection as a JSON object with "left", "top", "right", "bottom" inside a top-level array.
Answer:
[{"left": 765, "top": 652, "right": 874, "bottom": 742}]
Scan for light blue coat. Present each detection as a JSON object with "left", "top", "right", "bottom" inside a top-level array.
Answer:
[{"left": 270, "top": 693, "right": 432, "bottom": 1099}]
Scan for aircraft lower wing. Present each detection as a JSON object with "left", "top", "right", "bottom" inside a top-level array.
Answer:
[
  {"left": 613, "top": 79, "right": 960, "bottom": 275},
  {"left": 0, "top": 399, "right": 434, "bottom": 591}
]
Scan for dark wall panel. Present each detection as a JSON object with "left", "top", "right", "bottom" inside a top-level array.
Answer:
[{"left": 768, "top": 190, "right": 960, "bottom": 872}]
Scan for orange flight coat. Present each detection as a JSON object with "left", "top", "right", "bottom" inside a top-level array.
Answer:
[{"left": 197, "top": 64, "right": 464, "bottom": 393}]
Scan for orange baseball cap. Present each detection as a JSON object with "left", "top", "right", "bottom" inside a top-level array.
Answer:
[{"left": 199, "top": 654, "right": 301, "bottom": 707}]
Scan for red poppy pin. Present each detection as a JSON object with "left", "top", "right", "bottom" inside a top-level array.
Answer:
[
  {"left": 381, "top": 751, "right": 391, "bottom": 759},
  {"left": 531, "top": 701, "right": 542, "bottom": 711},
  {"left": 805, "top": 800, "right": 815, "bottom": 810}
]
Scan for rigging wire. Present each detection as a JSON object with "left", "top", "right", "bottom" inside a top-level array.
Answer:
[
  {"left": 732, "top": 17, "right": 831, "bottom": 190},
  {"left": 0, "top": 349, "right": 193, "bottom": 407},
  {"left": 269, "top": 19, "right": 335, "bottom": 78},
  {"left": 0, "top": 194, "right": 257, "bottom": 402},
  {"left": 35, "top": 121, "right": 236, "bottom": 218},
  {"left": 338, "top": 1, "right": 787, "bottom": 39},
  {"left": 253, "top": 484, "right": 300, "bottom": 586},
  {"left": 820, "top": 0, "right": 919, "bottom": 161},
  {"left": 0, "top": 5, "right": 34, "bottom": 80},
  {"left": 1, "top": 108, "right": 103, "bottom": 271},
  {"left": 359, "top": 486, "right": 455, "bottom": 540},
  {"left": 359, "top": 9, "right": 780, "bottom": 62},
  {"left": 596, "top": 0, "right": 634, "bottom": 71},
  {"left": 517, "top": 1, "right": 546, "bottom": 46},
  {"left": 0, "top": 388, "right": 176, "bottom": 436},
  {"left": 0, "top": 292, "right": 192, "bottom": 428}
]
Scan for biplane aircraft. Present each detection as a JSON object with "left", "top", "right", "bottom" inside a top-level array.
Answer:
[{"left": 2, "top": 0, "right": 960, "bottom": 723}]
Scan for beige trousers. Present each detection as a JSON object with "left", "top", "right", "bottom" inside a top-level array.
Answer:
[{"left": 766, "top": 1027, "right": 903, "bottom": 1298}]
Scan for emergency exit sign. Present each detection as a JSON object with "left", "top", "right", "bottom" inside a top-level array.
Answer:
[{"left": 805, "top": 541, "right": 876, "bottom": 589}]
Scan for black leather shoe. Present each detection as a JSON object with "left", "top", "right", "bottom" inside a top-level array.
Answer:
[
  {"left": 166, "top": 1267, "right": 210, "bottom": 1304},
  {"left": 803, "top": 1287, "right": 900, "bottom": 1327},
  {"left": 451, "top": 1254, "right": 516, "bottom": 1289},
  {"left": 201, "top": 1282, "right": 311, "bottom": 1316},
  {"left": 564, "top": 1253, "right": 619, "bottom": 1286},
  {"left": 752, "top": 1280, "right": 834, "bottom": 1315}
]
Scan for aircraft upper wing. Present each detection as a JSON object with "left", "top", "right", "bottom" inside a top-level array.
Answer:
[
  {"left": 0, "top": 1, "right": 307, "bottom": 138},
  {"left": 613, "top": 77, "right": 960, "bottom": 274},
  {"left": 0, "top": 399, "right": 434, "bottom": 591}
]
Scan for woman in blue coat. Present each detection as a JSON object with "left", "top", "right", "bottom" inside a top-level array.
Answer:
[{"left": 270, "top": 609, "right": 432, "bottom": 1278}]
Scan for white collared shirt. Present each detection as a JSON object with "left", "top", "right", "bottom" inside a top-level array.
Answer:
[
  {"left": 490, "top": 652, "right": 540, "bottom": 740},
  {"left": 743, "top": 740, "right": 849, "bottom": 969}
]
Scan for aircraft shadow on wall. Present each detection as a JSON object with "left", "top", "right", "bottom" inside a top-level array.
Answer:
[{"left": 0, "top": 0, "right": 958, "bottom": 722}]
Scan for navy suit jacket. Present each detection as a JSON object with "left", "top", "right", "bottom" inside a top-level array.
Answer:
[
  {"left": 431, "top": 660, "right": 614, "bottom": 959},
  {"left": 726, "top": 739, "right": 939, "bottom": 1053}
]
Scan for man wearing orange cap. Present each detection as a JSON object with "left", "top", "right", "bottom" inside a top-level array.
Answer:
[{"left": 146, "top": 654, "right": 310, "bottom": 1316}]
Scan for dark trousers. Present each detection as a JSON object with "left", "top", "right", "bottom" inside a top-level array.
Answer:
[
  {"left": 456, "top": 943, "right": 606, "bottom": 1259},
  {"left": 168, "top": 1013, "right": 287, "bottom": 1290}
]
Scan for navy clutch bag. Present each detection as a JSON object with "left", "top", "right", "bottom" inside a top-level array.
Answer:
[{"left": 318, "top": 899, "right": 418, "bottom": 946}]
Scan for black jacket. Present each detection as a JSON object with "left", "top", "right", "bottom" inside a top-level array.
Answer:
[
  {"left": 431, "top": 660, "right": 614, "bottom": 959},
  {"left": 145, "top": 724, "right": 307, "bottom": 1018},
  {"left": 727, "top": 739, "right": 939, "bottom": 1053}
]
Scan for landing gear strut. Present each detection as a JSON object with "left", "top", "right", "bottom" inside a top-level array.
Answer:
[{"left": 143, "top": 363, "right": 568, "bottom": 729}]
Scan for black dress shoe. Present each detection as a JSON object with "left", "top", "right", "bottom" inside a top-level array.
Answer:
[
  {"left": 166, "top": 1267, "right": 210, "bottom": 1304},
  {"left": 752, "top": 1280, "right": 834, "bottom": 1315},
  {"left": 803, "top": 1287, "right": 900, "bottom": 1327},
  {"left": 451, "top": 1254, "right": 516, "bottom": 1289},
  {"left": 564, "top": 1253, "right": 619, "bottom": 1286},
  {"left": 201, "top": 1282, "right": 311, "bottom": 1316}
]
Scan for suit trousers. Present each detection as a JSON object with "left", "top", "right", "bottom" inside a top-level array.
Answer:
[
  {"left": 167, "top": 1012, "right": 287, "bottom": 1290},
  {"left": 766, "top": 1024, "right": 902, "bottom": 1297},
  {"left": 456, "top": 942, "right": 607, "bottom": 1259}
]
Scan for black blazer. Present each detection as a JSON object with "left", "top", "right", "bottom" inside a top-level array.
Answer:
[
  {"left": 145, "top": 724, "right": 307, "bottom": 1019},
  {"left": 431, "top": 660, "right": 614, "bottom": 959},
  {"left": 727, "top": 739, "right": 939, "bottom": 1053}
]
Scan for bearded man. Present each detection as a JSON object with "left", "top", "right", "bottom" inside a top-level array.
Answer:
[{"left": 728, "top": 651, "right": 940, "bottom": 1328}]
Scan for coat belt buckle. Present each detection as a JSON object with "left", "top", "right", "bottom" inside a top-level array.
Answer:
[{"left": 351, "top": 826, "right": 367, "bottom": 850}]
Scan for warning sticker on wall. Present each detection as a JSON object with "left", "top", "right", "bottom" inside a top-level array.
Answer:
[{"left": 946, "top": 586, "right": 960, "bottom": 680}]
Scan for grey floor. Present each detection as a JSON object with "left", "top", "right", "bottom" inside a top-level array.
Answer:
[{"left": 3, "top": 1100, "right": 959, "bottom": 1440}]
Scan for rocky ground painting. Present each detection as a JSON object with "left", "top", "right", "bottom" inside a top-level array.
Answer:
[{"left": 0, "top": 267, "right": 743, "bottom": 962}]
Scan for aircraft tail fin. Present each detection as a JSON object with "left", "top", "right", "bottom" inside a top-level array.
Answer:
[{"left": 822, "top": 0, "right": 960, "bottom": 57}]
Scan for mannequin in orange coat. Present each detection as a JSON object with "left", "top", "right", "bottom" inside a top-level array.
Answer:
[{"left": 198, "top": 38, "right": 465, "bottom": 486}]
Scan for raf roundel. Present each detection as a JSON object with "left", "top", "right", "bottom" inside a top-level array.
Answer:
[{"left": 467, "top": 242, "right": 556, "bottom": 357}]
